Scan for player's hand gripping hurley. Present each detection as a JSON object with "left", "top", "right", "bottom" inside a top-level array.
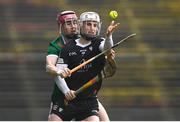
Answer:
[{"left": 69, "top": 33, "right": 136, "bottom": 75}]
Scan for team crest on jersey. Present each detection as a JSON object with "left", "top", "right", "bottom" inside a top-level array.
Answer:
[
  {"left": 80, "top": 49, "right": 87, "bottom": 56},
  {"left": 89, "top": 46, "right": 93, "bottom": 51}
]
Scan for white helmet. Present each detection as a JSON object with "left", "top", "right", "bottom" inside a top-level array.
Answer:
[{"left": 79, "top": 12, "right": 101, "bottom": 40}]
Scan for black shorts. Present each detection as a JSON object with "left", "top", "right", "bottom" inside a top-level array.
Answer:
[{"left": 49, "top": 97, "right": 99, "bottom": 121}]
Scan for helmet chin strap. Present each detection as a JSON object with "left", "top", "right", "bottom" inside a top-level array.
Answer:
[
  {"left": 65, "top": 33, "right": 79, "bottom": 39},
  {"left": 61, "top": 33, "right": 79, "bottom": 44}
]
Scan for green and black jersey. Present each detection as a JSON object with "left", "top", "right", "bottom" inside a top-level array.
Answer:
[
  {"left": 47, "top": 36, "right": 67, "bottom": 99},
  {"left": 47, "top": 36, "right": 80, "bottom": 100}
]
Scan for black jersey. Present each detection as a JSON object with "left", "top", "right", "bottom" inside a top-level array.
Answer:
[{"left": 60, "top": 37, "right": 106, "bottom": 99}]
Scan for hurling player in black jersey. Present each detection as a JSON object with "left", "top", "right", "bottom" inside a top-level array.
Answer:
[
  {"left": 47, "top": 11, "right": 118, "bottom": 121},
  {"left": 52, "top": 12, "right": 119, "bottom": 121}
]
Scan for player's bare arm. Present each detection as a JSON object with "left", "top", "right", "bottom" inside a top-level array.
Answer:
[
  {"left": 46, "top": 55, "right": 58, "bottom": 75},
  {"left": 46, "top": 55, "right": 71, "bottom": 77}
]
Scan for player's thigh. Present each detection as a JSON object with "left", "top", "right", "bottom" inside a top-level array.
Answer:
[
  {"left": 75, "top": 98, "right": 99, "bottom": 121},
  {"left": 82, "top": 115, "right": 99, "bottom": 121},
  {"left": 48, "top": 102, "right": 63, "bottom": 121},
  {"left": 98, "top": 101, "right": 110, "bottom": 121},
  {"left": 48, "top": 100, "right": 74, "bottom": 121},
  {"left": 48, "top": 113, "right": 62, "bottom": 121}
]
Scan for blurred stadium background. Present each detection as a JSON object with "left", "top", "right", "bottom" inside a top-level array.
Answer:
[{"left": 0, "top": 0, "right": 180, "bottom": 121}]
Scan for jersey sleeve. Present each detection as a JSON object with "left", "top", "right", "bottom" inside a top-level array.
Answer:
[
  {"left": 47, "top": 43, "right": 60, "bottom": 56},
  {"left": 99, "top": 35, "right": 113, "bottom": 52}
]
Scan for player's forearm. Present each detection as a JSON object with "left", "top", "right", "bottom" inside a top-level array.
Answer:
[
  {"left": 46, "top": 64, "right": 61, "bottom": 75},
  {"left": 46, "top": 55, "right": 60, "bottom": 75},
  {"left": 103, "top": 34, "right": 113, "bottom": 50},
  {"left": 99, "top": 35, "right": 113, "bottom": 52},
  {"left": 55, "top": 76, "right": 70, "bottom": 95}
]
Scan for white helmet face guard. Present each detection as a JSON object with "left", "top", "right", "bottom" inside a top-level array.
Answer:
[
  {"left": 80, "top": 12, "right": 102, "bottom": 36},
  {"left": 81, "top": 21, "right": 100, "bottom": 37}
]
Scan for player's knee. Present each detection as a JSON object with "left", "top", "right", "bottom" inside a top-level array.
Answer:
[
  {"left": 83, "top": 115, "right": 99, "bottom": 121},
  {"left": 48, "top": 114, "right": 62, "bottom": 121}
]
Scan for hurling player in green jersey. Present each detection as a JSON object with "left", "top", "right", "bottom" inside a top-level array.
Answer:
[{"left": 46, "top": 11, "right": 79, "bottom": 121}]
